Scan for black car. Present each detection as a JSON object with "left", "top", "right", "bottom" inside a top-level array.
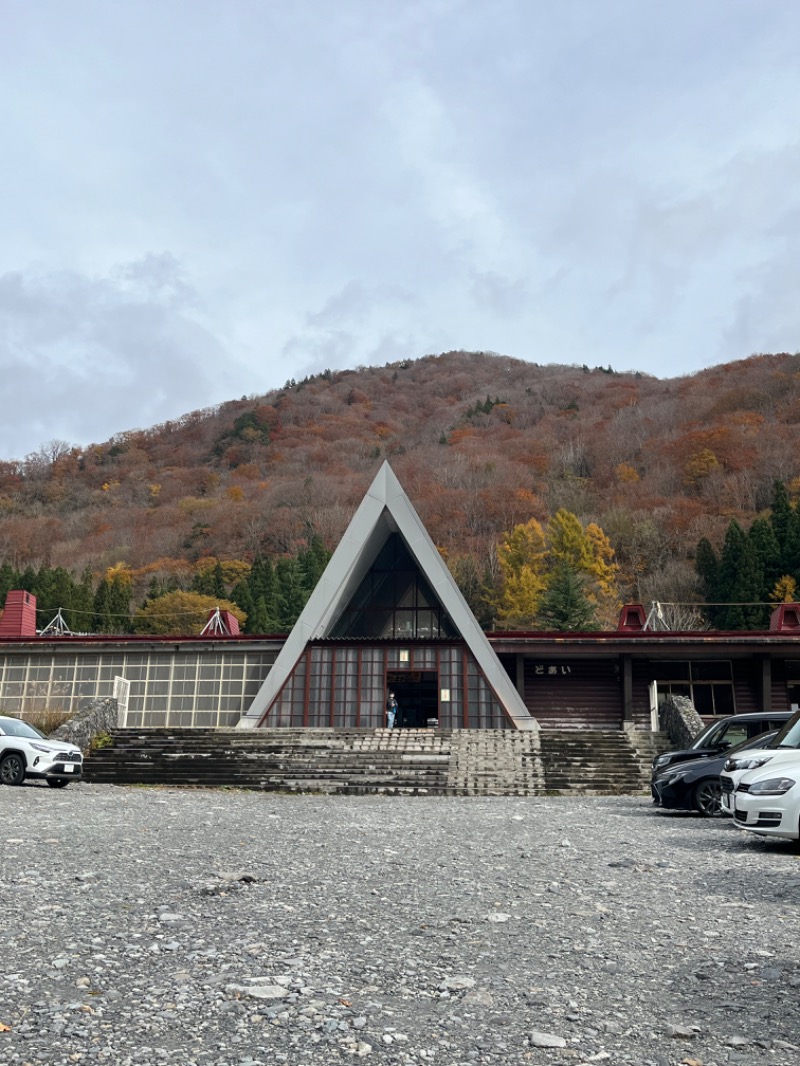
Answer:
[
  {"left": 651, "top": 729, "right": 779, "bottom": 816},
  {"left": 651, "top": 711, "right": 793, "bottom": 774}
]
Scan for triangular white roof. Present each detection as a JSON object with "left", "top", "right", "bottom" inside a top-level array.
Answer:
[{"left": 239, "top": 461, "right": 536, "bottom": 730}]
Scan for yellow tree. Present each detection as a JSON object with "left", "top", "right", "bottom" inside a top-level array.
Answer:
[
  {"left": 771, "top": 575, "right": 797, "bottom": 603},
  {"left": 494, "top": 518, "right": 548, "bottom": 627},
  {"left": 547, "top": 509, "right": 593, "bottom": 571},
  {"left": 132, "top": 591, "right": 246, "bottom": 635},
  {"left": 546, "top": 509, "right": 620, "bottom": 626}
]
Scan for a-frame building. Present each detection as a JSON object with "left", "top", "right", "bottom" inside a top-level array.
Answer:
[{"left": 239, "top": 462, "right": 536, "bottom": 730}]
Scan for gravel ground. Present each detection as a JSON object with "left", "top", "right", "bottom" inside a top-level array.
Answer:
[{"left": 2, "top": 783, "right": 799, "bottom": 1066}]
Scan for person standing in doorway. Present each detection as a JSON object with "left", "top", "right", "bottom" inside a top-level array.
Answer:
[{"left": 386, "top": 691, "right": 398, "bottom": 729}]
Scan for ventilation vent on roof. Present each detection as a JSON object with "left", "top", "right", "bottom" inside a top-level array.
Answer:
[
  {"left": 769, "top": 604, "right": 800, "bottom": 632},
  {"left": 617, "top": 604, "right": 647, "bottom": 631}
]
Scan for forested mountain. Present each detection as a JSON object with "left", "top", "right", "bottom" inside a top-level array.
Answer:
[{"left": 2, "top": 349, "right": 800, "bottom": 633}]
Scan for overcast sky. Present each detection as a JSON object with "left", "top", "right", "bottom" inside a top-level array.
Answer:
[{"left": 1, "top": 0, "right": 799, "bottom": 461}]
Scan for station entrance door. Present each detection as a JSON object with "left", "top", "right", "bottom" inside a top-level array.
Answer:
[{"left": 387, "top": 671, "right": 439, "bottom": 728}]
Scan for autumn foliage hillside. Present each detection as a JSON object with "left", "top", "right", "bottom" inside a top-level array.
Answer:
[{"left": 2, "top": 350, "right": 800, "bottom": 617}]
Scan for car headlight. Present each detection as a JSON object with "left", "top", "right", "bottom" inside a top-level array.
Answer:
[
  {"left": 654, "top": 755, "right": 671, "bottom": 768},
  {"left": 664, "top": 770, "right": 689, "bottom": 786},
  {"left": 30, "top": 743, "right": 53, "bottom": 753},
  {"left": 726, "top": 755, "right": 773, "bottom": 772},
  {"left": 746, "top": 777, "right": 796, "bottom": 796}
]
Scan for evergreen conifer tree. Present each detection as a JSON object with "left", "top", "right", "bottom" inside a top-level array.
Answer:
[
  {"left": 275, "top": 557, "right": 306, "bottom": 631},
  {"left": 695, "top": 537, "right": 721, "bottom": 626},
  {"left": 769, "top": 480, "right": 800, "bottom": 578},
  {"left": 230, "top": 578, "right": 254, "bottom": 620},
  {"left": 212, "top": 561, "right": 226, "bottom": 597},
  {"left": 247, "top": 595, "right": 271, "bottom": 634},
  {"left": 535, "top": 564, "right": 600, "bottom": 631},
  {"left": 716, "top": 521, "right": 766, "bottom": 629},
  {"left": 73, "top": 568, "right": 95, "bottom": 632},
  {"left": 92, "top": 578, "right": 112, "bottom": 633},
  {"left": 19, "top": 566, "right": 36, "bottom": 593},
  {"left": 107, "top": 574, "right": 132, "bottom": 633},
  {"left": 249, "top": 555, "right": 279, "bottom": 624},
  {"left": 298, "top": 534, "right": 330, "bottom": 594},
  {"left": 145, "top": 576, "right": 164, "bottom": 602},
  {"left": 33, "top": 567, "right": 76, "bottom": 628},
  {"left": 0, "top": 562, "right": 19, "bottom": 603},
  {"left": 748, "top": 518, "right": 782, "bottom": 599}
]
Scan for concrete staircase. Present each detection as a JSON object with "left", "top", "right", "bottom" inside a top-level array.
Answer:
[
  {"left": 84, "top": 726, "right": 666, "bottom": 796},
  {"left": 538, "top": 729, "right": 649, "bottom": 795},
  {"left": 626, "top": 727, "right": 670, "bottom": 777},
  {"left": 84, "top": 728, "right": 453, "bottom": 794}
]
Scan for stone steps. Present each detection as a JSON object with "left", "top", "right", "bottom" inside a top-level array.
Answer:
[{"left": 85, "top": 726, "right": 659, "bottom": 796}]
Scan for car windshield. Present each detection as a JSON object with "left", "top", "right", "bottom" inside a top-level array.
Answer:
[
  {"left": 691, "top": 720, "right": 728, "bottom": 748},
  {"left": 660, "top": 730, "right": 779, "bottom": 778},
  {"left": 731, "top": 729, "right": 777, "bottom": 753},
  {"left": 0, "top": 718, "right": 46, "bottom": 739},
  {"left": 775, "top": 711, "right": 800, "bottom": 748}
]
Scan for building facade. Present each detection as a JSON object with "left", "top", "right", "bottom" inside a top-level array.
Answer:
[{"left": 2, "top": 466, "right": 800, "bottom": 731}]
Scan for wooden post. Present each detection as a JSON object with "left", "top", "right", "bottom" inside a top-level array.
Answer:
[
  {"left": 760, "top": 655, "right": 772, "bottom": 713},
  {"left": 622, "top": 655, "right": 633, "bottom": 724}
]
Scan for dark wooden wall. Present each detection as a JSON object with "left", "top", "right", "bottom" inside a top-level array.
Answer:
[{"left": 524, "top": 658, "right": 622, "bottom": 729}]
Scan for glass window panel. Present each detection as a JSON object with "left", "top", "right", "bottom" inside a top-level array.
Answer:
[
  {"left": 692, "top": 661, "right": 732, "bottom": 682},
  {"left": 655, "top": 662, "right": 690, "bottom": 681},
  {"left": 712, "top": 684, "right": 735, "bottom": 715},
  {"left": 692, "top": 686, "right": 714, "bottom": 715}
]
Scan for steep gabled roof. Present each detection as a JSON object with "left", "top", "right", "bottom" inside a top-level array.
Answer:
[{"left": 239, "top": 461, "right": 536, "bottom": 729}]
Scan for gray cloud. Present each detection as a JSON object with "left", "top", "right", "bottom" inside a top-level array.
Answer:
[
  {"left": 0, "top": 256, "right": 230, "bottom": 457},
  {"left": 1, "top": 1, "right": 799, "bottom": 456}
]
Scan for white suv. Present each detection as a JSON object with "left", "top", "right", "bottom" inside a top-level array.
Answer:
[{"left": 0, "top": 715, "right": 83, "bottom": 788}]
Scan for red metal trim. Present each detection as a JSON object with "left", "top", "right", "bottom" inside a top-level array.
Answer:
[
  {"left": 329, "top": 647, "right": 338, "bottom": 727},
  {"left": 435, "top": 645, "right": 442, "bottom": 727},
  {"left": 302, "top": 647, "right": 312, "bottom": 727},
  {"left": 462, "top": 647, "right": 469, "bottom": 729},
  {"left": 355, "top": 647, "right": 363, "bottom": 727}
]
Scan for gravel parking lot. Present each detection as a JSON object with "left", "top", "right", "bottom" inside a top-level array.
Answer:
[{"left": 2, "top": 783, "right": 799, "bottom": 1066}]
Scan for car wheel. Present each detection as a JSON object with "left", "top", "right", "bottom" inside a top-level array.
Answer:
[
  {"left": 692, "top": 779, "right": 722, "bottom": 817},
  {"left": 46, "top": 778, "right": 69, "bottom": 788},
  {"left": 0, "top": 753, "right": 26, "bottom": 786}
]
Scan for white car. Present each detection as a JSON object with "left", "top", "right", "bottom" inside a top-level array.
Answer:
[
  {"left": 720, "top": 710, "right": 800, "bottom": 814},
  {"left": 0, "top": 715, "right": 83, "bottom": 787},
  {"left": 730, "top": 756, "right": 800, "bottom": 842}
]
